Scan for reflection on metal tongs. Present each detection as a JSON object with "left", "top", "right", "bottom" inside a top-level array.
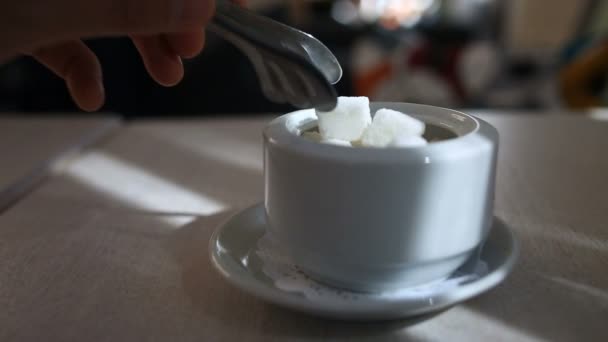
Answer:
[{"left": 208, "top": 1, "right": 342, "bottom": 111}]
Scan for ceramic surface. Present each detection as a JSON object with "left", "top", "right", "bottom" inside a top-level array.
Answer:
[{"left": 263, "top": 103, "right": 499, "bottom": 291}]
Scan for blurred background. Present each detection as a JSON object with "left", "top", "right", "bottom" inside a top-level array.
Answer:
[{"left": 2, "top": 0, "right": 608, "bottom": 118}]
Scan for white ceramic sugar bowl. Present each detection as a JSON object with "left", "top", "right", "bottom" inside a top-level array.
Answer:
[{"left": 263, "top": 102, "right": 499, "bottom": 292}]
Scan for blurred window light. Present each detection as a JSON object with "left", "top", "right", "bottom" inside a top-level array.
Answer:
[
  {"left": 358, "top": 0, "right": 436, "bottom": 29},
  {"left": 331, "top": 0, "right": 360, "bottom": 25}
]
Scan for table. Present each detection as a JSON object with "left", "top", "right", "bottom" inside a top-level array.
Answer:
[
  {"left": 0, "top": 115, "right": 120, "bottom": 210},
  {"left": 0, "top": 114, "right": 607, "bottom": 341}
]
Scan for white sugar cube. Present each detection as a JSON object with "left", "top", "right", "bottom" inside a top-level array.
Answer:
[
  {"left": 361, "top": 109, "right": 425, "bottom": 147},
  {"left": 321, "top": 138, "right": 352, "bottom": 147},
  {"left": 302, "top": 131, "right": 351, "bottom": 147},
  {"left": 316, "top": 97, "right": 371, "bottom": 141},
  {"left": 302, "top": 131, "right": 322, "bottom": 143},
  {"left": 390, "top": 135, "right": 428, "bottom": 148}
]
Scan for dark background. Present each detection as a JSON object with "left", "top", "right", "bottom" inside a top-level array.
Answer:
[{"left": 1, "top": 0, "right": 606, "bottom": 118}]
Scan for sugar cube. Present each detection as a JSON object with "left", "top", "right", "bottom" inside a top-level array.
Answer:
[
  {"left": 316, "top": 97, "right": 371, "bottom": 141},
  {"left": 361, "top": 109, "right": 425, "bottom": 147},
  {"left": 302, "top": 131, "right": 322, "bottom": 143},
  {"left": 321, "top": 138, "right": 352, "bottom": 147},
  {"left": 390, "top": 135, "right": 428, "bottom": 148}
]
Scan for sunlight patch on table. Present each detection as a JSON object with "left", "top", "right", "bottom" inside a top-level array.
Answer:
[
  {"left": 528, "top": 225, "right": 607, "bottom": 253},
  {"left": 65, "top": 152, "right": 227, "bottom": 227},
  {"left": 588, "top": 108, "right": 608, "bottom": 121},
  {"left": 543, "top": 275, "right": 608, "bottom": 302},
  {"left": 407, "top": 306, "right": 543, "bottom": 342},
  {"left": 150, "top": 128, "right": 263, "bottom": 172}
]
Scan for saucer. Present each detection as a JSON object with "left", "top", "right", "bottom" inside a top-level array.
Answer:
[{"left": 209, "top": 203, "right": 518, "bottom": 321}]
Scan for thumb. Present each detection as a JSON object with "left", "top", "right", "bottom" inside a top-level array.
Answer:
[{"left": 23, "top": 0, "right": 216, "bottom": 44}]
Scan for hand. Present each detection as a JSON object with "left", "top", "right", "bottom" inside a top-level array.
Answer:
[{"left": 0, "top": 0, "right": 245, "bottom": 112}]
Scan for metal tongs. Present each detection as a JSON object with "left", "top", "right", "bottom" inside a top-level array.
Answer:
[{"left": 208, "top": 1, "right": 342, "bottom": 111}]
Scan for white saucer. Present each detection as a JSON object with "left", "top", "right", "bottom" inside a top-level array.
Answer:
[{"left": 209, "top": 203, "right": 518, "bottom": 321}]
